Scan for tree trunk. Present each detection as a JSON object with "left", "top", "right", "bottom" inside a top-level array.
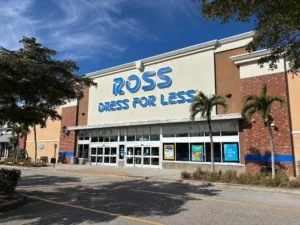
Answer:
[
  {"left": 207, "top": 119, "right": 215, "bottom": 172},
  {"left": 267, "top": 122, "right": 276, "bottom": 179},
  {"left": 33, "top": 124, "right": 38, "bottom": 164}
]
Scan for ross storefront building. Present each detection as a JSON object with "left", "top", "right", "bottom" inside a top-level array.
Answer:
[{"left": 20, "top": 31, "right": 300, "bottom": 176}]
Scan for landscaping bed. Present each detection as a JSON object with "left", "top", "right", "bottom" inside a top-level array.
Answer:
[
  {"left": 0, "top": 158, "right": 48, "bottom": 167},
  {"left": 181, "top": 168, "right": 300, "bottom": 188}
]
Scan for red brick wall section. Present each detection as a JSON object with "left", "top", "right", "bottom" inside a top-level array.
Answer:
[
  {"left": 240, "top": 72, "right": 295, "bottom": 176},
  {"left": 58, "top": 106, "right": 77, "bottom": 163},
  {"left": 18, "top": 133, "right": 27, "bottom": 150}
]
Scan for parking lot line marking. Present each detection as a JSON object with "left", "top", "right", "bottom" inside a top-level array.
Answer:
[
  {"left": 23, "top": 194, "right": 164, "bottom": 225},
  {"left": 130, "top": 189, "right": 300, "bottom": 213}
]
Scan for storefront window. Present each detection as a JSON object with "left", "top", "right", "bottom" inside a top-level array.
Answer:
[
  {"left": 143, "top": 127, "right": 150, "bottom": 141},
  {"left": 190, "top": 143, "right": 205, "bottom": 162},
  {"left": 176, "top": 143, "right": 189, "bottom": 161},
  {"left": 91, "top": 137, "right": 98, "bottom": 142},
  {"left": 103, "top": 130, "right": 110, "bottom": 142},
  {"left": 189, "top": 123, "right": 205, "bottom": 137},
  {"left": 127, "top": 127, "right": 136, "bottom": 141},
  {"left": 163, "top": 125, "right": 175, "bottom": 137},
  {"left": 175, "top": 124, "right": 189, "bottom": 137},
  {"left": 119, "top": 145, "right": 125, "bottom": 159},
  {"left": 221, "top": 120, "right": 238, "bottom": 136},
  {"left": 222, "top": 143, "right": 239, "bottom": 162},
  {"left": 120, "top": 128, "right": 125, "bottom": 142},
  {"left": 110, "top": 129, "right": 118, "bottom": 142},
  {"left": 136, "top": 127, "right": 143, "bottom": 141},
  {"left": 78, "top": 144, "right": 89, "bottom": 158},
  {"left": 150, "top": 126, "right": 160, "bottom": 141},
  {"left": 78, "top": 131, "right": 89, "bottom": 140},
  {"left": 205, "top": 143, "right": 221, "bottom": 162},
  {"left": 204, "top": 122, "right": 221, "bottom": 136},
  {"left": 99, "top": 130, "right": 104, "bottom": 142}
]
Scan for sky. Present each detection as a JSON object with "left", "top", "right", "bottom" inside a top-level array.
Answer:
[{"left": 0, "top": 0, "right": 254, "bottom": 75}]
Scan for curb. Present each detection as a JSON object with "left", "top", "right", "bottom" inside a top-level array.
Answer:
[
  {"left": 0, "top": 194, "right": 27, "bottom": 213},
  {"left": 179, "top": 179, "right": 300, "bottom": 195}
]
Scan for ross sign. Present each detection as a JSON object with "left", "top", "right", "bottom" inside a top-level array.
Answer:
[
  {"left": 98, "top": 66, "right": 196, "bottom": 113},
  {"left": 191, "top": 144, "right": 204, "bottom": 162},
  {"left": 224, "top": 143, "right": 239, "bottom": 162},
  {"left": 163, "top": 144, "right": 175, "bottom": 160}
]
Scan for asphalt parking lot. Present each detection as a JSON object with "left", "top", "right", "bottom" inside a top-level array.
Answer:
[{"left": 1, "top": 168, "right": 300, "bottom": 225}]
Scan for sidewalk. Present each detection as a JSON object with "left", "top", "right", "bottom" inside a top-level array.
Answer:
[{"left": 52, "top": 164, "right": 183, "bottom": 181}]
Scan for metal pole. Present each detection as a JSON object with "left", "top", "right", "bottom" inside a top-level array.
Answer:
[{"left": 53, "top": 143, "right": 57, "bottom": 168}]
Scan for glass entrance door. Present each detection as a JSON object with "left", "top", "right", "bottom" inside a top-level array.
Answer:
[
  {"left": 125, "top": 146, "right": 160, "bottom": 168},
  {"left": 90, "top": 145, "right": 117, "bottom": 165}
]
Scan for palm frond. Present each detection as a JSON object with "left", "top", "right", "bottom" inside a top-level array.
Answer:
[
  {"left": 242, "top": 94, "right": 260, "bottom": 106},
  {"left": 267, "top": 96, "right": 285, "bottom": 109},
  {"left": 241, "top": 102, "right": 257, "bottom": 120},
  {"left": 211, "top": 95, "right": 228, "bottom": 113},
  {"left": 261, "top": 83, "right": 267, "bottom": 97}
]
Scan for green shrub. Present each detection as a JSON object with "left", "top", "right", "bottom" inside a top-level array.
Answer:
[
  {"left": 192, "top": 168, "right": 204, "bottom": 179},
  {"left": 220, "top": 170, "right": 238, "bottom": 183},
  {"left": 4, "top": 157, "right": 14, "bottom": 163},
  {"left": 0, "top": 169, "right": 21, "bottom": 193},
  {"left": 34, "top": 162, "right": 47, "bottom": 167},
  {"left": 203, "top": 171, "right": 221, "bottom": 182},
  {"left": 181, "top": 171, "right": 191, "bottom": 179}
]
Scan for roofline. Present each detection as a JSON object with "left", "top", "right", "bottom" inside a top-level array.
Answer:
[
  {"left": 230, "top": 49, "right": 271, "bottom": 65},
  {"left": 86, "top": 31, "right": 255, "bottom": 79},
  {"left": 69, "top": 113, "right": 242, "bottom": 131}
]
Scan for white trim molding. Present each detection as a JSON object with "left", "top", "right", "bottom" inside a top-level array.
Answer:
[
  {"left": 69, "top": 113, "right": 242, "bottom": 131},
  {"left": 86, "top": 31, "right": 255, "bottom": 79},
  {"left": 292, "top": 131, "right": 300, "bottom": 134},
  {"left": 230, "top": 49, "right": 271, "bottom": 65}
]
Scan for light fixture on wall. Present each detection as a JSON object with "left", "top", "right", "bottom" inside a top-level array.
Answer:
[
  {"left": 271, "top": 122, "right": 276, "bottom": 127},
  {"left": 61, "top": 126, "right": 70, "bottom": 137},
  {"left": 225, "top": 93, "right": 232, "bottom": 99}
]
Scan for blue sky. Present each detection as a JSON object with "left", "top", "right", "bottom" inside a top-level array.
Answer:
[{"left": 0, "top": 0, "right": 253, "bottom": 75}]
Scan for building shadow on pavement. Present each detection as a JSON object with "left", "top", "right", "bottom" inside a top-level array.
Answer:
[{"left": 0, "top": 174, "right": 221, "bottom": 224}]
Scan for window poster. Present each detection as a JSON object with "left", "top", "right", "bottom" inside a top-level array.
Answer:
[
  {"left": 163, "top": 144, "right": 175, "bottom": 160},
  {"left": 191, "top": 144, "right": 204, "bottom": 162},
  {"left": 224, "top": 143, "right": 239, "bottom": 162}
]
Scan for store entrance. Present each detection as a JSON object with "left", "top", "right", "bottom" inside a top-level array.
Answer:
[
  {"left": 90, "top": 145, "right": 117, "bottom": 165},
  {"left": 126, "top": 145, "right": 160, "bottom": 168}
]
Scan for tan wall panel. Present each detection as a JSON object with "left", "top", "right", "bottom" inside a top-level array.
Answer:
[
  {"left": 293, "top": 134, "right": 300, "bottom": 176},
  {"left": 215, "top": 48, "right": 247, "bottom": 114},
  {"left": 287, "top": 73, "right": 300, "bottom": 131},
  {"left": 26, "top": 108, "right": 62, "bottom": 141},
  {"left": 26, "top": 141, "right": 59, "bottom": 161},
  {"left": 78, "top": 87, "right": 89, "bottom": 126}
]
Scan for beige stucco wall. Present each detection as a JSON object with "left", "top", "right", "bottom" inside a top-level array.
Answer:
[
  {"left": 293, "top": 134, "right": 300, "bottom": 176},
  {"left": 26, "top": 108, "right": 62, "bottom": 161},
  {"left": 287, "top": 72, "right": 300, "bottom": 176},
  {"left": 287, "top": 73, "right": 300, "bottom": 131},
  {"left": 88, "top": 50, "right": 216, "bottom": 125}
]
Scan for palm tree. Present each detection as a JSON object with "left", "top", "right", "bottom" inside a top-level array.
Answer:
[
  {"left": 190, "top": 92, "right": 228, "bottom": 172},
  {"left": 10, "top": 123, "right": 29, "bottom": 163},
  {"left": 242, "top": 83, "right": 285, "bottom": 179}
]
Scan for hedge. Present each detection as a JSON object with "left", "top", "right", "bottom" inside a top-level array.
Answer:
[{"left": 0, "top": 169, "right": 21, "bottom": 193}]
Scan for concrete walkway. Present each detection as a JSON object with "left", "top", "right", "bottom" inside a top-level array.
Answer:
[{"left": 33, "top": 164, "right": 183, "bottom": 181}]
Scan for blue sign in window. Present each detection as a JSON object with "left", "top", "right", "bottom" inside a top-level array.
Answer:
[{"left": 224, "top": 143, "right": 239, "bottom": 162}]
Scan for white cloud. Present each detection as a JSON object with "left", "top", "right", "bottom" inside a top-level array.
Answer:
[{"left": 0, "top": 0, "right": 197, "bottom": 61}]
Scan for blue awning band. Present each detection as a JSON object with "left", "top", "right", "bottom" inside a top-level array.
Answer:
[
  {"left": 58, "top": 152, "right": 75, "bottom": 157},
  {"left": 245, "top": 154, "right": 293, "bottom": 162}
]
